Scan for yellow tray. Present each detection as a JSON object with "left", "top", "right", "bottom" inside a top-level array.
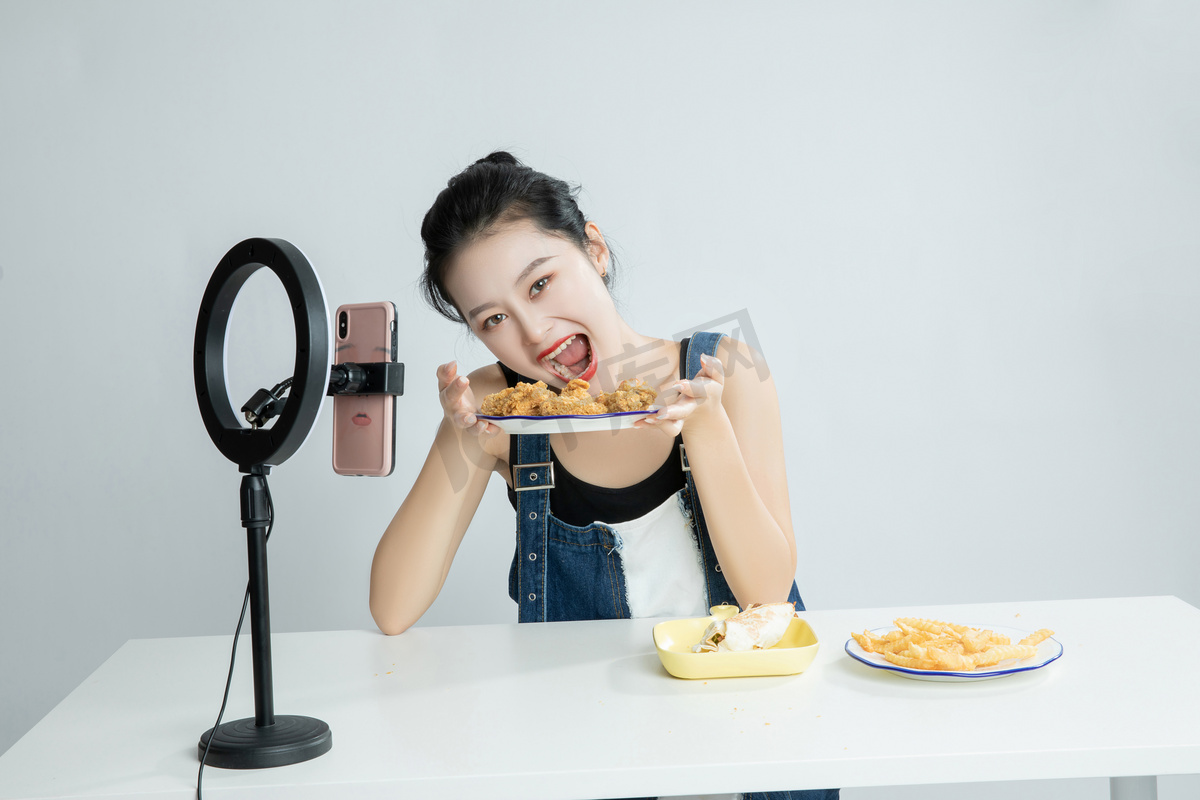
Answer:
[{"left": 652, "top": 606, "right": 820, "bottom": 679}]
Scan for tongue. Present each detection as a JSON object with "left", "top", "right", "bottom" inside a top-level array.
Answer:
[{"left": 556, "top": 336, "right": 589, "bottom": 370}]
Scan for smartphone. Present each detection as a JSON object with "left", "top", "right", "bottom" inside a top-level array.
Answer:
[{"left": 332, "top": 302, "right": 398, "bottom": 476}]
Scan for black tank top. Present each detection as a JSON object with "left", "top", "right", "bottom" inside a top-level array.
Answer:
[{"left": 501, "top": 343, "right": 689, "bottom": 526}]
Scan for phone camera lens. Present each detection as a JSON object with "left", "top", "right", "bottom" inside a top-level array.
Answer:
[{"left": 338, "top": 311, "right": 348, "bottom": 339}]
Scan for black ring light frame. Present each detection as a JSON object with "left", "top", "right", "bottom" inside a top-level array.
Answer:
[
  {"left": 195, "top": 237, "right": 330, "bottom": 472},
  {"left": 193, "top": 238, "right": 333, "bottom": 769}
]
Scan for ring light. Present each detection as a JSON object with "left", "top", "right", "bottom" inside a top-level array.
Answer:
[
  {"left": 194, "top": 237, "right": 331, "bottom": 472},
  {"left": 192, "top": 237, "right": 333, "bottom": 771}
]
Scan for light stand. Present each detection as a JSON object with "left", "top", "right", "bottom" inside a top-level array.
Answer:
[{"left": 192, "top": 238, "right": 333, "bottom": 769}]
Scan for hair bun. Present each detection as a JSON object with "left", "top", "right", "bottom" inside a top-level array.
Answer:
[{"left": 476, "top": 151, "right": 521, "bottom": 167}]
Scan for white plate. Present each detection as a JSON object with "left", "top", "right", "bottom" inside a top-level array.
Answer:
[
  {"left": 477, "top": 410, "right": 655, "bottom": 434},
  {"left": 844, "top": 624, "right": 1063, "bottom": 682}
]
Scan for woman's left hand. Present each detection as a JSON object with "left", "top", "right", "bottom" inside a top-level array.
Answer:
[{"left": 636, "top": 352, "right": 725, "bottom": 437}]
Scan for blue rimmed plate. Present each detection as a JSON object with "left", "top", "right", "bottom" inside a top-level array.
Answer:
[
  {"left": 477, "top": 410, "right": 655, "bottom": 434},
  {"left": 845, "top": 624, "right": 1063, "bottom": 682}
]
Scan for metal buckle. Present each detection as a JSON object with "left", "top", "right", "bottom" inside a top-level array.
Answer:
[
  {"left": 679, "top": 444, "right": 690, "bottom": 473},
  {"left": 512, "top": 461, "right": 555, "bottom": 491}
]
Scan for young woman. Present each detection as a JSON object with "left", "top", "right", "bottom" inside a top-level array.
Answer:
[{"left": 370, "top": 152, "right": 837, "bottom": 800}]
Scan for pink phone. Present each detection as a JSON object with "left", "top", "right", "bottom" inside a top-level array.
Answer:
[{"left": 332, "top": 302, "right": 397, "bottom": 476}]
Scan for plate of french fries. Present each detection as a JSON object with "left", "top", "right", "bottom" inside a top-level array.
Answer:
[{"left": 845, "top": 618, "right": 1061, "bottom": 682}]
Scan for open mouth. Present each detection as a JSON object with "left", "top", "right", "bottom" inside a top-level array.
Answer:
[{"left": 539, "top": 333, "right": 597, "bottom": 383}]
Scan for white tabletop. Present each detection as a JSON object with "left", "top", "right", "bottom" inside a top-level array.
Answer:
[{"left": 2, "top": 596, "right": 1198, "bottom": 799}]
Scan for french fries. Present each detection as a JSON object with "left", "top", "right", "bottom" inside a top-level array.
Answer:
[{"left": 852, "top": 618, "right": 1054, "bottom": 672}]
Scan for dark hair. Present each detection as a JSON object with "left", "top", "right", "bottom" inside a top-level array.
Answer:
[{"left": 419, "top": 151, "right": 614, "bottom": 324}]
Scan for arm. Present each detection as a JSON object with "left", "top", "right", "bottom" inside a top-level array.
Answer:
[
  {"left": 644, "top": 339, "right": 797, "bottom": 605},
  {"left": 369, "top": 363, "right": 505, "bottom": 635}
]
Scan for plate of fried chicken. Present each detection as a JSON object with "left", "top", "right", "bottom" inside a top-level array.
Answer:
[{"left": 478, "top": 378, "right": 658, "bottom": 434}]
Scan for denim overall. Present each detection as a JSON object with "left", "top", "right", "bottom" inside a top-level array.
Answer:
[{"left": 507, "top": 332, "right": 839, "bottom": 800}]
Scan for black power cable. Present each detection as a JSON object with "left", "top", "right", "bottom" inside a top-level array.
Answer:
[
  {"left": 241, "top": 379, "right": 293, "bottom": 429},
  {"left": 196, "top": 476, "right": 274, "bottom": 800}
]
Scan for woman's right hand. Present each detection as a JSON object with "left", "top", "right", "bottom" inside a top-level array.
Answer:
[{"left": 437, "top": 361, "right": 499, "bottom": 437}]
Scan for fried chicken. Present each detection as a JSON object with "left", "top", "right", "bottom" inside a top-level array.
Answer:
[
  {"left": 480, "top": 378, "right": 658, "bottom": 417},
  {"left": 539, "top": 379, "right": 608, "bottom": 416},
  {"left": 479, "top": 380, "right": 554, "bottom": 416},
  {"left": 600, "top": 379, "right": 658, "bottom": 413}
]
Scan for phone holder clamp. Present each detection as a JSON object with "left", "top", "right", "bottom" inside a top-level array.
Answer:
[
  {"left": 241, "top": 361, "right": 405, "bottom": 429},
  {"left": 327, "top": 361, "right": 405, "bottom": 397}
]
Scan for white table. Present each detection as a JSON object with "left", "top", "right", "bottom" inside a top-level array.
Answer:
[{"left": 1, "top": 596, "right": 1197, "bottom": 799}]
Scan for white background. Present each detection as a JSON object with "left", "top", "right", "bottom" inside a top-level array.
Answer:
[{"left": 1, "top": 2, "right": 1197, "bottom": 798}]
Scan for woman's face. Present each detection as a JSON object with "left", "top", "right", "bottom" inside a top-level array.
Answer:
[{"left": 444, "top": 218, "right": 619, "bottom": 389}]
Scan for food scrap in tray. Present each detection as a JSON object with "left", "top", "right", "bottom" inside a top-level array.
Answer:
[
  {"left": 693, "top": 603, "right": 796, "bottom": 653},
  {"left": 481, "top": 378, "right": 656, "bottom": 417},
  {"left": 851, "top": 618, "right": 1055, "bottom": 672}
]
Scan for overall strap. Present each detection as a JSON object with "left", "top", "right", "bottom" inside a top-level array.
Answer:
[
  {"left": 678, "top": 333, "right": 736, "bottom": 609},
  {"left": 680, "top": 331, "right": 725, "bottom": 382},
  {"left": 678, "top": 332, "right": 805, "bottom": 611},
  {"left": 511, "top": 432, "right": 553, "bottom": 622}
]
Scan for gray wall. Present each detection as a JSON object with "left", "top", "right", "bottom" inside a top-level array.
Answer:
[{"left": 2, "top": 2, "right": 1197, "bottom": 798}]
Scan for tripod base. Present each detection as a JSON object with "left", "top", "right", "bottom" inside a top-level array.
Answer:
[{"left": 199, "top": 715, "right": 332, "bottom": 769}]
